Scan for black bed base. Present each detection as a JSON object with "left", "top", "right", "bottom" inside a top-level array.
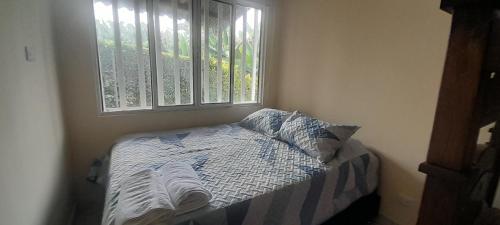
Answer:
[{"left": 322, "top": 191, "right": 381, "bottom": 225}]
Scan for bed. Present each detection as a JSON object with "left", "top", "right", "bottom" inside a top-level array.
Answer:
[{"left": 101, "top": 123, "right": 379, "bottom": 225}]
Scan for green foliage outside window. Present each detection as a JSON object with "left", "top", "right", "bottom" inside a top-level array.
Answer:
[{"left": 95, "top": 12, "right": 259, "bottom": 109}]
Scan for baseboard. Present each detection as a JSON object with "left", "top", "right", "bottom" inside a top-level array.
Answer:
[{"left": 376, "top": 215, "right": 399, "bottom": 225}]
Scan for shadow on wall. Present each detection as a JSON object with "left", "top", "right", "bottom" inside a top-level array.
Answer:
[
  {"left": 494, "top": 181, "right": 500, "bottom": 208},
  {"left": 366, "top": 147, "right": 424, "bottom": 225},
  {"left": 42, "top": 152, "right": 73, "bottom": 225}
]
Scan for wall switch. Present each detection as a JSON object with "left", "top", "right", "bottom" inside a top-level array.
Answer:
[{"left": 24, "top": 46, "right": 35, "bottom": 62}]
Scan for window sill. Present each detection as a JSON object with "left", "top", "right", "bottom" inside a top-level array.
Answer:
[{"left": 96, "top": 102, "right": 263, "bottom": 117}]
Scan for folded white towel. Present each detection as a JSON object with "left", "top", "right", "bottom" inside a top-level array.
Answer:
[
  {"left": 115, "top": 169, "right": 175, "bottom": 225},
  {"left": 160, "top": 162, "right": 212, "bottom": 215}
]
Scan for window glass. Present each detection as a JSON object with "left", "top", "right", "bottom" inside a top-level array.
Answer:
[
  {"left": 94, "top": 0, "right": 152, "bottom": 112},
  {"left": 233, "top": 6, "right": 262, "bottom": 104},
  {"left": 154, "top": 0, "right": 193, "bottom": 106},
  {"left": 93, "top": 0, "right": 266, "bottom": 112},
  {"left": 201, "top": 0, "right": 232, "bottom": 104}
]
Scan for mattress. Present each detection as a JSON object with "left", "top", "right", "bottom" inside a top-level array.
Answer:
[{"left": 102, "top": 123, "right": 379, "bottom": 225}]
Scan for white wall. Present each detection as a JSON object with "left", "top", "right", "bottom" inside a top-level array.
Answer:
[
  {"left": 271, "top": 0, "right": 451, "bottom": 224},
  {"left": 52, "top": 0, "right": 279, "bottom": 203},
  {"left": 0, "top": 0, "right": 70, "bottom": 224}
]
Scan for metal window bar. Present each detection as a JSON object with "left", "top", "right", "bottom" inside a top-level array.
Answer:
[
  {"left": 112, "top": 0, "right": 128, "bottom": 109},
  {"left": 257, "top": 6, "right": 267, "bottom": 104},
  {"left": 93, "top": 0, "right": 119, "bottom": 111},
  {"left": 105, "top": 25, "right": 120, "bottom": 108},
  {"left": 202, "top": 0, "right": 210, "bottom": 103},
  {"left": 134, "top": 0, "right": 147, "bottom": 107},
  {"left": 172, "top": 0, "right": 181, "bottom": 105},
  {"left": 146, "top": 0, "right": 159, "bottom": 109},
  {"left": 187, "top": 0, "right": 194, "bottom": 103},
  {"left": 97, "top": 51, "right": 118, "bottom": 111},
  {"left": 250, "top": 9, "right": 259, "bottom": 102},
  {"left": 216, "top": 3, "right": 223, "bottom": 102},
  {"left": 240, "top": 8, "right": 247, "bottom": 103},
  {"left": 228, "top": 2, "right": 235, "bottom": 104},
  {"left": 153, "top": 0, "right": 165, "bottom": 106},
  {"left": 192, "top": 0, "right": 201, "bottom": 107}
]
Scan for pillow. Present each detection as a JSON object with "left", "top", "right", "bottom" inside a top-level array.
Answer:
[
  {"left": 240, "top": 108, "right": 291, "bottom": 137},
  {"left": 278, "top": 111, "right": 359, "bottom": 163}
]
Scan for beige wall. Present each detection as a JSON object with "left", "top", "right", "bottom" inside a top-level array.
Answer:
[
  {"left": 53, "top": 0, "right": 278, "bottom": 202},
  {"left": 272, "top": 0, "right": 451, "bottom": 224},
  {"left": 0, "top": 0, "right": 70, "bottom": 224}
]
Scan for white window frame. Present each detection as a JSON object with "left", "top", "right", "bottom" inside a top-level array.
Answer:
[{"left": 90, "top": 0, "right": 270, "bottom": 115}]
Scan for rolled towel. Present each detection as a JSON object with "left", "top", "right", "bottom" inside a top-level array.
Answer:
[
  {"left": 159, "top": 162, "right": 212, "bottom": 215},
  {"left": 115, "top": 169, "right": 175, "bottom": 225}
]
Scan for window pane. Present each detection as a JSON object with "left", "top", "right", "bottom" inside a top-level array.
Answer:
[
  {"left": 93, "top": 0, "right": 152, "bottom": 112},
  {"left": 154, "top": 0, "right": 193, "bottom": 106},
  {"left": 201, "top": 0, "right": 231, "bottom": 104},
  {"left": 233, "top": 6, "right": 262, "bottom": 104}
]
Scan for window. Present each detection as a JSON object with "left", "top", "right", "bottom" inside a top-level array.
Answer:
[
  {"left": 94, "top": 0, "right": 152, "bottom": 111},
  {"left": 154, "top": 0, "right": 193, "bottom": 106},
  {"left": 92, "top": 0, "right": 266, "bottom": 112},
  {"left": 201, "top": 0, "right": 231, "bottom": 104}
]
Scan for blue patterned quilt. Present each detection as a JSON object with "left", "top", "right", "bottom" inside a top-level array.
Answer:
[{"left": 102, "top": 124, "right": 379, "bottom": 225}]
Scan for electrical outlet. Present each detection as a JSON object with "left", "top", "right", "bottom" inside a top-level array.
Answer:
[
  {"left": 24, "top": 46, "right": 35, "bottom": 62},
  {"left": 398, "top": 194, "right": 416, "bottom": 207}
]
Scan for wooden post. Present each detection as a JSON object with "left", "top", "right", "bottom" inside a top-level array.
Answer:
[
  {"left": 425, "top": 7, "right": 491, "bottom": 171},
  {"left": 417, "top": 4, "right": 494, "bottom": 225}
]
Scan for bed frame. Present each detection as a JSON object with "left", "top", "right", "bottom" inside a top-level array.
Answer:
[
  {"left": 417, "top": 1, "right": 500, "bottom": 225},
  {"left": 322, "top": 191, "right": 380, "bottom": 225}
]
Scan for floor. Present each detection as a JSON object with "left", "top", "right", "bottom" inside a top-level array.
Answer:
[{"left": 72, "top": 201, "right": 103, "bottom": 225}]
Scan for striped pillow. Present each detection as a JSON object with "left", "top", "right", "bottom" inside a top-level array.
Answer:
[
  {"left": 240, "top": 108, "right": 291, "bottom": 137},
  {"left": 278, "top": 111, "right": 359, "bottom": 163}
]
